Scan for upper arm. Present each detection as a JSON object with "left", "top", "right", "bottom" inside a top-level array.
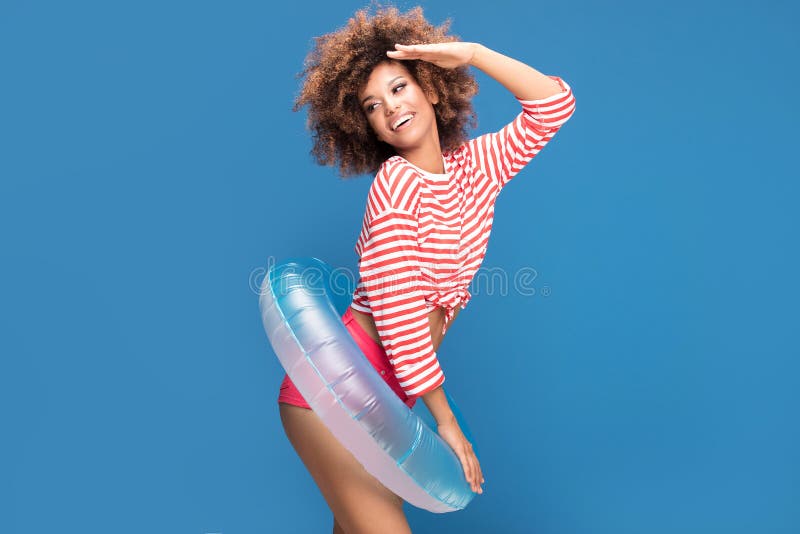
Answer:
[{"left": 465, "top": 75, "right": 576, "bottom": 190}]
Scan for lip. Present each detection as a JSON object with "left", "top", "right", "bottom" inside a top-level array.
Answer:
[{"left": 390, "top": 113, "right": 415, "bottom": 132}]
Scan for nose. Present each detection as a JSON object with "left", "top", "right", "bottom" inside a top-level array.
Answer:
[{"left": 384, "top": 100, "right": 401, "bottom": 117}]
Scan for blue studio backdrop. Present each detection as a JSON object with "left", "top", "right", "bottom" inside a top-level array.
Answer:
[{"left": 1, "top": 1, "right": 797, "bottom": 533}]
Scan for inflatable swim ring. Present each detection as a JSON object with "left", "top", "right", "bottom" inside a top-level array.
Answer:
[{"left": 259, "top": 257, "right": 480, "bottom": 512}]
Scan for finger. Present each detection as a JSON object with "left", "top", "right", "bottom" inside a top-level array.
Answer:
[
  {"left": 467, "top": 458, "right": 477, "bottom": 492},
  {"left": 468, "top": 445, "right": 483, "bottom": 493},
  {"left": 464, "top": 453, "right": 475, "bottom": 490},
  {"left": 475, "top": 455, "right": 484, "bottom": 486},
  {"left": 469, "top": 445, "right": 482, "bottom": 484},
  {"left": 459, "top": 450, "right": 474, "bottom": 490},
  {"left": 392, "top": 44, "right": 430, "bottom": 58},
  {"left": 391, "top": 44, "right": 419, "bottom": 55},
  {"left": 386, "top": 50, "right": 421, "bottom": 60},
  {"left": 396, "top": 43, "right": 441, "bottom": 52},
  {"left": 469, "top": 453, "right": 482, "bottom": 493},
  {"left": 463, "top": 448, "right": 478, "bottom": 492}
]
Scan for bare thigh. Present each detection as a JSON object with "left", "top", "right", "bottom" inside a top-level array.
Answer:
[{"left": 279, "top": 402, "right": 412, "bottom": 534}]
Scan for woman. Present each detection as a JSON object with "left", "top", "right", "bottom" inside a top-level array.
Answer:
[{"left": 278, "top": 6, "right": 575, "bottom": 533}]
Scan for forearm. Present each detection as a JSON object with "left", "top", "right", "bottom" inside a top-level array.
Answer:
[
  {"left": 422, "top": 385, "right": 456, "bottom": 425},
  {"left": 469, "top": 43, "right": 563, "bottom": 101}
]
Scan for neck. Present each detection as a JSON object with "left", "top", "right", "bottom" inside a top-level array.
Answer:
[{"left": 396, "top": 130, "right": 445, "bottom": 174}]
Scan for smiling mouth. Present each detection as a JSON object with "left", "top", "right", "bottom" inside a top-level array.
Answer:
[{"left": 391, "top": 113, "right": 415, "bottom": 131}]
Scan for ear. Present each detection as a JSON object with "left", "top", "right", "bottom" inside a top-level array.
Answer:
[{"left": 423, "top": 84, "right": 439, "bottom": 105}]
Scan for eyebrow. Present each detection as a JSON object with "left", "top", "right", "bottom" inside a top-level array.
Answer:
[{"left": 361, "top": 76, "right": 406, "bottom": 106}]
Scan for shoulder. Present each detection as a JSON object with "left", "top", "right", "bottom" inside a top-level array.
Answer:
[
  {"left": 443, "top": 142, "right": 480, "bottom": 182},
  {"left": 444, "top": 142, "right": 471, "bottom": 163},
  {"left": 366, "top": 156, "right": 423, "bottom": 215}
]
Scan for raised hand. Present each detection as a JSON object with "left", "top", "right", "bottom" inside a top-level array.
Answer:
[{"left": 386, "top": 42, "right": 479, "bottom": 69}]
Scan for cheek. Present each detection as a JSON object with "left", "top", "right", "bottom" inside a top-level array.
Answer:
[
  {"left": 365, "top": 115, "right": 386, "bottom": 141},
  {"left": 371, "top": 116, "right": 390, "bottom": 136}
]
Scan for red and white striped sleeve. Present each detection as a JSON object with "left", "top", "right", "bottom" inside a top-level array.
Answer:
[
  {"left": 467, "top": 75, "right": 576, "bottom": 190},
  {"left": 357, "top": 163, "right": 445, "bottom": 399}
]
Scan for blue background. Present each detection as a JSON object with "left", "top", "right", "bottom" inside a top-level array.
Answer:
[{"left": 2, "top": 0, "right": 797, "bottom": 532}]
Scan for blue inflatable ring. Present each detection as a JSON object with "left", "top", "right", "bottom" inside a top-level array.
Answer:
[{"left": 259, "top": 257, "right": 480, "bottom": 512}]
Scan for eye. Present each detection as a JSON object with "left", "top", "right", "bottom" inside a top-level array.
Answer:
[
  {"left": 393, "top": 83, "right": 406, "bottom": 93},
  {"left": 365, "top": 102, "right": 380, "bottom": 113}
]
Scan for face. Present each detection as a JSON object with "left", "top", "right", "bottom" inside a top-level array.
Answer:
[{"left": 358, "top": 61, "right": 439, "bottom": 151}]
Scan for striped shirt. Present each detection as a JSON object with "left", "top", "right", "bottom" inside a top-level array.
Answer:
[{"left": 350, "top": 75, "right": 576, "bottom": 399}]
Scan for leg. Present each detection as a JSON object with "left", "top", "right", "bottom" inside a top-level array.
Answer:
[{"left": 279, "top": 402, "right": 412, "bottom": 534}]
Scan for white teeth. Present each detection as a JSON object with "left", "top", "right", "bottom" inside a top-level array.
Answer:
[{"left": 392, "top": 114, "right": 414, "bottom": 131}]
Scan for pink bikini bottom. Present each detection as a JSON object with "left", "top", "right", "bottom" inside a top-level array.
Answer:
[{"left": 277, "top": 307, "right": 417, "bottom": 410}]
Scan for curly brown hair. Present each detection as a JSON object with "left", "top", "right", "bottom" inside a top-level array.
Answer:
[{"left": 293, "top": 5, "right": 479, "bottom": 177}]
